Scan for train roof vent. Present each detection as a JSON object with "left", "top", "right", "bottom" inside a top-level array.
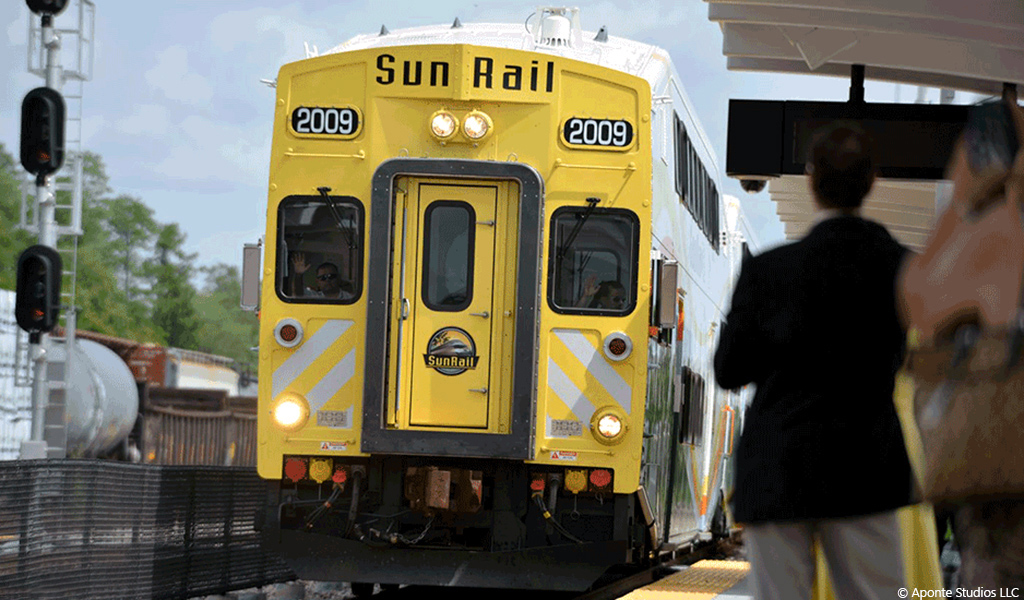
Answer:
[{"left": 532, "top": 7, "right": 582, "bottom": 48}]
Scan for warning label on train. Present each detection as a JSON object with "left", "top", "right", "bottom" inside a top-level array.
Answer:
[{"left": 549, "top": 451, "right": 578, "bottom": 461}]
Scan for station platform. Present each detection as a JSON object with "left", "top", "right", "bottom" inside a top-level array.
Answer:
[{"left": 621, "top": 560, "right": 751, "bottom": 600}]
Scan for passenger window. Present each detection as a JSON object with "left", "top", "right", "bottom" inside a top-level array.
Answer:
[
  {"left": 277, "top": 195, "right": 363, "bottom": 304},
  {"left": 422, "top": 201, "right": 474, "bottom": 312},
  {"left": 674, "top": 113, "right": 687, "bottom": 200},
  {"left": 678, "top": 366, "right": 705, "bottom": 446},
  {"left": 548, "top": 207, "right": 639, "bottom": 315}
]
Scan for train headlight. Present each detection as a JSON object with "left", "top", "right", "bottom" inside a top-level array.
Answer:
[
  {"left": 462, "top": 110, "right": 492, "bottom": 141},
  {"left": 271, "top": 393, "right": 310, "bottom": 431},
  {"left": 591, "top": 406, "right": 627, "bottom": 445},
  {"left": 430, "top": 110, "right": 458, "bottom": 140},
  {"left": 598, "top": 415, "right": 622, "bottom": 437}
]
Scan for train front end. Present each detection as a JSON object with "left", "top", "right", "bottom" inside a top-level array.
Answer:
[{"left": 256, "top": 40, "right": 654, "bottom": 590}]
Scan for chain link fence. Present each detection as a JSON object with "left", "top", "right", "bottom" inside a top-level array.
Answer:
[
  {"left": 0, "top": 461, "right": 294, "bottom": 600},
  {"left": 0, "top": 294, "right": 292, "bottom": 599}
]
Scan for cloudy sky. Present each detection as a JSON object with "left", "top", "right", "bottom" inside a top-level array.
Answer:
[{"left": 0, "top": 1, "right": 967, "bottom": 268}]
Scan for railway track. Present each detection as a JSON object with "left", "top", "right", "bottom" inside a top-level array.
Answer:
[{"left": 235, "top": 531, "right": 743, "bottom": 600}]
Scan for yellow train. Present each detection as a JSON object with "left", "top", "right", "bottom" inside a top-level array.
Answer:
[{"left": 242, "top": 7, "right": 760, "bottom": 592}]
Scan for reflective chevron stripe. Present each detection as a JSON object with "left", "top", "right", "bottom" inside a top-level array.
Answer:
[
  {"left": 272, "top": 320, "right": 353, "bottom": 398},
  {"left": 306, "top": 348, "right": 356, "bottom": 412},
  {"left": 553, "top": 329, "right": 632, "bottom": 413},
  {"left": 546, "top": 357, "right": 597, "bottom": 425}
]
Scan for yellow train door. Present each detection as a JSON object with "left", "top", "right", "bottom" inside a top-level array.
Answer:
[
  {"left": 398, "top": 181, "right": 498, "bottom": 428},
  {"left": 365, "top": 161, "right": 540, "bottom": 457}
]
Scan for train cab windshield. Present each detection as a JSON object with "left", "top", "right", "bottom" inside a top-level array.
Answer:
[
  {"left": 277, "top": 195, "right": 364, "bottom": 304},
  {"left": 548, "top": 207, "right": 639, "bottom": 315}
]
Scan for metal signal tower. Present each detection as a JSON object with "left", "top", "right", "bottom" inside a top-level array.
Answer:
[{"left": 16, "top": 0, "right": 95, "bottom": 459}]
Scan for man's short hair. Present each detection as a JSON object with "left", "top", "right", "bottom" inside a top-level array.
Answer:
[
  {"left": 596, "top": 280, "right": 625, "bottom": 296},
  {"left": 807, "top": 122, "right": 877, "bottom": 209},
  {"left": 590, "top": 280, "right": 626, "bottom": 308},
  {"left": 317, "top": 262, "right": 339, "bottom": 273}
]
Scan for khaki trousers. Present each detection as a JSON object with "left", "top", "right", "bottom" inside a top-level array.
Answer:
[{"left": 745, "top": 509, "right": 904, "bottom": 600}]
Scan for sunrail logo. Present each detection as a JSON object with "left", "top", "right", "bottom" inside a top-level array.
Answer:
[
  {"left": 375, "top": 53, "right": 556, "bottom": 93},
  {"left": 423, "top": 327, "right": 479, "bottom": 376}
]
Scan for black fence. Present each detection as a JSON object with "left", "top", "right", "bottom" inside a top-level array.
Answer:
[{"left": 0, "top": 461, "right": 294, "bottom": 600}]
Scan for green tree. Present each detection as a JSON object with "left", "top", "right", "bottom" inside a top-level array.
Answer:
[
  {"left": 194, "top": 263, "right": 259, "bottom": 369},
  {"left": 64, "top": 153, "right": 163, "bottom": 342},
  {"left": 0, "top": 144, "right": 36, "bottom": 289},
  {"left": 102, "top": 194, "right": 158, "bottom": 302},
  {"left": 150, "top": 224, "right": 200, "bottom": 348},
  {"left": 0, "top": 147, "right": 160, "bottom": 341},
  {"left": 1, "top": 146, "right": 247, "bottom": 357}
]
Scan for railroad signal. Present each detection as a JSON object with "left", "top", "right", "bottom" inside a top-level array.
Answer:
[
  {"left": 20, "top": 87, "right": 66, "bottom": 178},
  {"left": 15, "top": 245, "right": 63, "bottom": 334},
  {"left": 26, "top": 0, "right": 68, "bottom": 16}
]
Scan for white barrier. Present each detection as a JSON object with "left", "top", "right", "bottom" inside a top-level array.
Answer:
[{"left": 0, "top": 289, "right": 33, "bottom": 460}]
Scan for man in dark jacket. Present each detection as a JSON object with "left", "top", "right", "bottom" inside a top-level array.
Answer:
[{"left": 715, "top": 123, "right": 914, "bottom": 600}]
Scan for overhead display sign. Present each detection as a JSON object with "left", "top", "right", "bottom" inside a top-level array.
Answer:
[{"left": 726, "top": 99, "right": 970, "bottom": 180}]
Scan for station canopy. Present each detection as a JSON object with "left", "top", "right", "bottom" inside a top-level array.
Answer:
[{"left": 706, "top": 0, "right": 1024, "bottom": 251}]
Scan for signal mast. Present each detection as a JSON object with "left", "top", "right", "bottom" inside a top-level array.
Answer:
[{"left": 16, "top": 0, "right": 94, "bottom": 459}]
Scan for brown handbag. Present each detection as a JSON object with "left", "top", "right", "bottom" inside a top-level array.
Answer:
[{"left": 899, "top": 98, "right": 1024, "bottom": 503}]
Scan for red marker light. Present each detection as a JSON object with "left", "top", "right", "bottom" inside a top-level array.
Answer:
[
  {"left": 279, "top": 324, "right": 298, "bottom": 342},
  {"left": 589, "top": 469, "right": 612, "bottom": 489},
  {"left": 284, "top": 457, "right": 307, "bottom": 482}
]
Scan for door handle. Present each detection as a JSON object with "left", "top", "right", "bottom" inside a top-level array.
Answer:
[
  {"left": 476, "top": 220, "right": 495, "bottom": 226},
  {"left": 470, "top": 311, "right": 489, "bottom": 318},
  {"left": 402, "top": 298, "right": 410, "bottom": 320},
  {"left": 469, "top": 387, "right": 488, "bottom": 394}
]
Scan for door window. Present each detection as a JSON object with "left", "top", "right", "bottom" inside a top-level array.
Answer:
[{"left": 422, "top": 201, "right": 475, "bottom": 312}]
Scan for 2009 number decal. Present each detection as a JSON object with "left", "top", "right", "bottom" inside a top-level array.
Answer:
[
  {"left": 563, "top": 118, "right": 633, "bottom": 148},
  {"left": 291, "top": 106, "right": 360, "bottom": 136}
]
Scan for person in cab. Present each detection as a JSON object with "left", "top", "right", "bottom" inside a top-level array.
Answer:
[
  {"left": 290, "top": 253, "right": 354, "bottom": 300},
  {"left": 577, "top": 276, "right": 627, "bottom": 309}
]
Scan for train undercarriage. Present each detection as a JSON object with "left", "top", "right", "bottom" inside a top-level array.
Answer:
[{"left": 260, "top": 456, "right": 654, "bottom": 591}]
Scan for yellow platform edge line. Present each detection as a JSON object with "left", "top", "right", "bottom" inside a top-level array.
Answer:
[{"left": 620, "top": 560, "right": 750, "bottom": 600}]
